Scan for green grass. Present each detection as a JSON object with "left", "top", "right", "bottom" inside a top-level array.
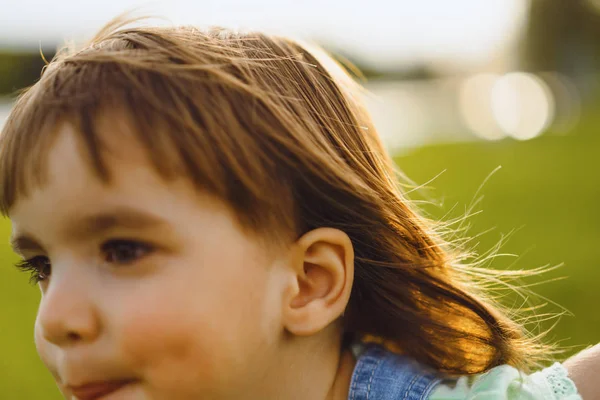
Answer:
[{"left": 0, "top": 115, "right": 598, "bottom": 398}]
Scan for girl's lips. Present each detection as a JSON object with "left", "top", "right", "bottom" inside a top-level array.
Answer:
[{"left": 68, "top": 379, "right": 136, "bottom": 400}]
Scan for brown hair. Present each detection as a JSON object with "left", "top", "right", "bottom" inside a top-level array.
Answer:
[{"left": 0, "top": 16, "right": 553, "bottom": 374}]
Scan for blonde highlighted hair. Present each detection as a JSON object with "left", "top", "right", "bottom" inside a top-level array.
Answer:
[{"left": 0, "top": 16, "right": 553, "bottom": 374}]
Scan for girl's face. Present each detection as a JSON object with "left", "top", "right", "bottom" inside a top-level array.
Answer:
[{"left": 9, "top": 122, "right": 291, "bottom": 399}]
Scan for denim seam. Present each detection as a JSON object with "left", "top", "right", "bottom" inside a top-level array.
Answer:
[
  {"left": 402, "top": 373, "right": 420, "bottom": 400},
  {"left": 419, "top": 377, "right": 442, "bottom": 400},
  {"left": 366, "top": 353, "right": 385, "bottom": 400},
  {"left": 350, "top": 356, "right": 365, "bottom": 400}
]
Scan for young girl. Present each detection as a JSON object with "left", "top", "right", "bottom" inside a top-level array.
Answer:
[{"left": 0, "top": 16, "right": 595, "bottom": 400}]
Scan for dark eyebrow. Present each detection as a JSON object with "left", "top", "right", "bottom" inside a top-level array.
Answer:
[
  {"left": 10, "top": 235, "right": 44, "bottom": 255},
  {"left": 62, "top": 207, "right": 170, "bottom": 240},
  {"left": 9, "top": 208, "right": 169, "bottom": 255}
]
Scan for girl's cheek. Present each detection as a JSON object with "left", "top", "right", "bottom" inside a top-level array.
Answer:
[{"left": 116, "top": 297, "right": 230, "bottom": 390}]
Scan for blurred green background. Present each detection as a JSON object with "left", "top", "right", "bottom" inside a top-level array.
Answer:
[{"left": 1, "top": 0, "right": 599, "bottom": 398}]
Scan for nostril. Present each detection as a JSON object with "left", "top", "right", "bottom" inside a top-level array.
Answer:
[{"left": 66, "top": 331, "right": 81, "bottom": 342}]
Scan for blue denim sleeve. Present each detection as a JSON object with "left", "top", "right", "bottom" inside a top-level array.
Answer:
[{"left": 348, "top": 343, "right": 441, "bottom": 400}]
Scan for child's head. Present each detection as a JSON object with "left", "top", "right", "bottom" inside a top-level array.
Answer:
[{"left": 1, "top": 16, "right": 545, "bottom": 398}]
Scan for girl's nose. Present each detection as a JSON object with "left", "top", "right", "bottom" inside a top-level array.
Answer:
[{"left": 36, "top": 271, "right": 102, "bottom": 347}]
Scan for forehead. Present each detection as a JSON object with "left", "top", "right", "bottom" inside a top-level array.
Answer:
[
  {"left": 48, "top": 118, "right": 149, "bottom": 179},
  {"left": 7, "top": 120, "right": 273, "bottom": 256},
  {"left": 9, "top": 120, "right": 176, "bottom": 226},
  {"left": 8, "top": 129, "right": 248, "bottom": 257},
  {"left": 9, "top": 113, "right": 173, "bottom": 208}
]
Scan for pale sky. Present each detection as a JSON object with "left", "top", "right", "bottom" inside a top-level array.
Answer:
[{"left": 0, "top": 0, "right": 527, "bottom": 68}]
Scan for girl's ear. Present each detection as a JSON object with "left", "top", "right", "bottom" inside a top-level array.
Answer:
[{"left": 282, "top": 227, "right": 354, "bottom": 336}]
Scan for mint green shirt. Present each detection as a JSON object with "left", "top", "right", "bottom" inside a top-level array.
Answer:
[{"left": 429, "top": 362, "right": 581, "bottom": 399}]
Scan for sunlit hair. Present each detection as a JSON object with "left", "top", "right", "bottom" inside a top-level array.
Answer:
[{"left": 0, "top": 15, "right": 554, "bottom": 374}]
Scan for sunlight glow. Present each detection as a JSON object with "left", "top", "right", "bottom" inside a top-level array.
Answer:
[
  {"left": 459, "top": 72, "right": 556, "bottom": 141},
  {"left": 491, "top": 73, "right": 554, "bottom": 140}
]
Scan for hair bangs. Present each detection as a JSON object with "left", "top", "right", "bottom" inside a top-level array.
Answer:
[{"left": 0, "top": 42, "right": 298, "bottom": 240}]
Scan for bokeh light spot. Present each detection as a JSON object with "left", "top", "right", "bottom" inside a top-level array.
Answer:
[{"left": 490, "top": 72, "right": 555, "bottom": 141}]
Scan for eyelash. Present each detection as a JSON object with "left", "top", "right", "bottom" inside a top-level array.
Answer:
[
  {"left": 15, "top": 256, "right": 51, "bottom": 285},
  {"left": 14, "top": 240, "right": 154, "bottom": 285}
]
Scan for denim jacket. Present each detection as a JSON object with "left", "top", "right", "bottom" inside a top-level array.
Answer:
[
  {"left": 348, "top": 342, "right": 441, "bottom": 400},
  {"left": 347, "top": 342, "right": 583, "bottom": 400}
]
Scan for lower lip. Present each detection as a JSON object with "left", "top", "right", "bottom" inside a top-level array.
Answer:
[{"left": 70, "top": 380, "right": 137, "bottom": 400}]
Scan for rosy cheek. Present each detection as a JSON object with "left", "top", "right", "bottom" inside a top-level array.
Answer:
[{"left": 116, "top": 299, "right": 230, "bottom": 392}]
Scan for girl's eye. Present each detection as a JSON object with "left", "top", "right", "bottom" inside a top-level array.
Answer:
[
  {"left": 14, "top": 256, "right": 52, "bottom": 285},
  {"left": 101, "top": 240, "right": 153, "bottom": 265}
]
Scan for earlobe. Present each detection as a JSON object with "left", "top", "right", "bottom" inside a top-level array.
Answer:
[{"left": 283, "top": 228, "right": 354, "bottom": 336}]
